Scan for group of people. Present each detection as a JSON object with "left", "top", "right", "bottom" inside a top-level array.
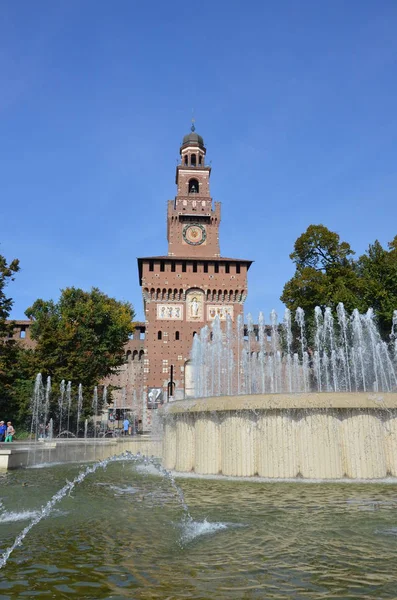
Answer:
[{"left": 0, "top": 421, "right": 15, "bottom": 443}]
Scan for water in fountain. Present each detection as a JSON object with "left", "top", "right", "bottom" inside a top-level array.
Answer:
[
  {"left": 92, "top": 386, "right": 98, "bottom": 438},
  {"left": 0, "top": 451, "right": 193, "bottom": 571},
  {"left": 191, "top": 303, "right": 397, "bottom": 397},
  {"left": 76, "top": 383, "right": 83, "bottom": 437},
  {"left": 43, "top": 376, "right": 51, "bottom": 432},
  {"left": 63, "top": 380, "right": 72, "bottom": 436},
  {"left": 58, "top": 379, "right": 65, "bottom": 434}
]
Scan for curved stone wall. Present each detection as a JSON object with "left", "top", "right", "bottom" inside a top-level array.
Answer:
[{"left": 161, "top": 393, "right": 397, "bottom": 479}]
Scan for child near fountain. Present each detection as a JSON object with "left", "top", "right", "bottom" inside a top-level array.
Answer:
[
  {"left": 5, "top": 422, "right": 15, "bottom": 443},
  {"left": 0, "top": 421, "right": 6, "bottom": 442}
]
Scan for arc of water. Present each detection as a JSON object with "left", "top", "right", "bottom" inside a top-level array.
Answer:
[
  {"left": 58, "top": 380, "right": 65, "bottom": 436},
  {"left": 283, "top": 308, "right": 293, "bottom": 393},
  {"left": 0, "top": 451, "right": 192, "bottom": 571},
  {"left": 66, "top": 381, "right": 72, "bottom": 437},
  {"left": 76, "top": 384, "right": 83, "bottom": 437},
  {"left": 337, "top": 303, "right": 352, "bottom": 392}
]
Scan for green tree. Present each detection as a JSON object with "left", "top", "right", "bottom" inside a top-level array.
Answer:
[
  {"left": 356, "top": 237, "right": 397, "bottom": 338},
  {"left": 0, "top": 252, "right": 23, "bottom": 415},
  {"left": 281, "top": 224, "right": 362, "bottom": 315},
  {"left": 25, "top": 287, "right": 135, "bottom": 414},
  {"left": 281, "top": 225, "right": 397, "bottom": 341}
]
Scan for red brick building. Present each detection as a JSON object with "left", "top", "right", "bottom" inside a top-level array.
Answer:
[
  {"left": 7, "top": 125, "right": 253, "bottom": 429},
  {"left": 138, "top": 125, "right": 252, "bottom": 408}
]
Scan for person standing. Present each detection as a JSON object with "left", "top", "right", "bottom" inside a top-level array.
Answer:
[
  {"left": 0, "top": 421, "right": 6, "bottom": 442},
  {"left": 123, "top": 417, "right": 130, "bottom": 436},
  {"left": 5, "top": 422, "right": 15, "bottom": 443}
]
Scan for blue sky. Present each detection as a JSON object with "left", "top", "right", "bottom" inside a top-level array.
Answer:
[{"left": 1, "top": 0, "right": 397, "bottom": 323}]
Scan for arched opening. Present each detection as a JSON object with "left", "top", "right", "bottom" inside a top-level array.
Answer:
[
  {"left": 175, "top": 331, "right": 180, "bottom": 341},
  {"left": 139, "top": 350, "right": 144, "bottom": 360},
  {"left": 126, "top": 350, "right": 132, "bottom": 362},
  {"left": 193, "top": 331, "right": 197, "bottom": 338},
  {"left": 199, "top": 155, "right": 202, "bottom": 165},
  {"left": 191, "top": 153, "right": 196, "bottom": 166},
  {"left": 157, "top": 331, "right": 162, "bottom": 340},
  {"left": 132, "top": 350, "right": 138, "bottom": 361},
  {"left": 184, "top": 155, "right": 188, "bottom": 165},
  {"left": 188, "top": 178, "right": 199, "bottom": 194}
]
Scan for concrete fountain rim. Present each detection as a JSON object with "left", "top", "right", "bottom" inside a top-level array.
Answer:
[{"left": 160, "top": 391, "right": 397, "bottom": 415}]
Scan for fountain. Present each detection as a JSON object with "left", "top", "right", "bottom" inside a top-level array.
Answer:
[
  {"left": 162, "top": 304, "right": 397, "bottom": 479},
  {"left": 1, "top": 306, "right": 397, "bottom": 598}
]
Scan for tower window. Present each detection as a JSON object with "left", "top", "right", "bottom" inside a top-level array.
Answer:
[
  {"left": 199, "top": 155, "right": 202, "bottom": 165},
  {"left": 193, "top": 263, "right": 197, "bottom": 273},
  {"left": 236, "top": 263, "right": 241, "bottom": 274},
  {"left": 193, "top": 331, "right": 197, "bottom": 338},
  {"left": 182, "top": 261, "right": 187, "bottom": 273},
  {"left": 175, "top": 331, "right": 180, "bottom": 341},
  {"left": 225, "top": 263, "right": 230, "bottom": 274},
  {"left": 149, "top": 261, "right": 154, "bottom": 272},
  {"left": 214, "top": 263, "right": 219, "bottom": 273},
  {"left": 171, "top": 262, "right": 176, "bottom": 272},
  {"left": 160, "top": 261, "right": 165, "bottom": 272},
  {"left": 189, "top": 178, "right": 199, "bottom": 194},
  {"left": 184, "top": 155, "right": 188, "bottom": 165},
  {"left": 157, "top": 331, "right": 162, "bottom": 340},
  {"left": 191, "top": 154, "right": 197, "bottom": 166},
  {"left": 204, "top": 263, "right": 208, "bottom": 273}
]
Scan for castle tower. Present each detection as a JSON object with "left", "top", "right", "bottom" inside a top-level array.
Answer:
[{"left": 138, "top": 125, "right": 252, "bottom": 410}]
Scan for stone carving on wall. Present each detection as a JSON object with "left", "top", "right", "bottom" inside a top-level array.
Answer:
[
  {"left": 156, "top": 304, "right": 183, "bottom": 320},
  {"left": 186, "top": 289, "right": 204, "bottom": 321},
  {"left": 207, "top": 305, "right": 234, "bottom": 321}
]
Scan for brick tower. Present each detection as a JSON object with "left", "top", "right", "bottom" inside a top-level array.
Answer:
[{"left": 138, "top": 124, "right": 252, "bottom": 409}]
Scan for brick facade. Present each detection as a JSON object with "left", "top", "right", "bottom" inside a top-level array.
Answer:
[
  {"left": 138, "top": 125, "right": 252, "bottom": 414},
  {"left": 6, "top": 126, "right": 253, "bottom": 430}
]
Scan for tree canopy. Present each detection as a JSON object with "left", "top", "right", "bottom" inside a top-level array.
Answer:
[
  {"left": 0, "top": 252, "right": 24, "bottom": 416},
  {"left": 281, "top": 225, "right": 397, "bottom": 338},
  {"left": 25, "top": 287, "right": 135, "bottom": 394}
]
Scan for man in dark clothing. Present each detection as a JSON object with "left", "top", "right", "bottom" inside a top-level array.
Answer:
[{"left": 0, "top": 421, "right": 7, "bottom": 442}]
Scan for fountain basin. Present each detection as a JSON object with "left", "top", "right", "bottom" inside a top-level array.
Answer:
[
  {"left": 0, "top": 437, "right": 162, "bottom": 470},
  {"left": 161, "top": 393, "right": 397, "bottom": 479}
]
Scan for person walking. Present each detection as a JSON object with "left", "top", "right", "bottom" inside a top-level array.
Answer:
[
  {"left": 5, "top": 422, "right": 15, "bottom": 443},
  {"left": 123, "top": 417, "right": 130, "bottom": 436},
  {"left": 0, "top": 421, "right": 6, "bottom": 442}
]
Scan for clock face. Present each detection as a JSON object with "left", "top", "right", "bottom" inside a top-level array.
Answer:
[{"left": 183, "top": 224, "right": 206, "bottom": 246}]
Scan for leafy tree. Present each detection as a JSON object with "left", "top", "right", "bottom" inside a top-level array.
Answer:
[
  {"left": 281, "top": 225, "right": 362, "bottom": 315},
  {"left": 356, "top": 238, "right": 397, "bottom": 338},
  {"left": 25, "top": 287, "right": 135, "bottom": 414},
  {"left": 281, "top": 225, "right": 397, "bottom": 341},
  {"left": 0, "top": 252, "right": 22, "bottom": 415}
]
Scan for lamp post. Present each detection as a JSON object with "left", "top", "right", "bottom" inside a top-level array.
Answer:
[{"left": 167, "top": 364, "right": 175, "bottom": 402}]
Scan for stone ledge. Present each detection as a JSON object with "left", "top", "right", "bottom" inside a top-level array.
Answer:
[{"left": 161, "top": 392, "right": 397, "bottom": 415}]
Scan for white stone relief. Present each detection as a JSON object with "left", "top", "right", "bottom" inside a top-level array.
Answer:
[
  {"left": 207, "top": 305, "right": 234, "bottom": 321},
  {"left": 156, "top": 304, "right": 183, "bottom": 320},
  {"left": 186, "top": 290, "right": 204, "bottom": 321}
]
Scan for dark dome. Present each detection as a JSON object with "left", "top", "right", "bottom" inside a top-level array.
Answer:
[
  {"left": 182, "top": 131, "right": 204, "bottom": 146},
  {"left": 181, "top": 124, "right": 205, "bottom": 149}
]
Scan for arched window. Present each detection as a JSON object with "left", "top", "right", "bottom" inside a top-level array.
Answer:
[
  {"left": 184, "top": 155, "right": 188, "bottom": 165},
  {"left": 139, "top": 350, "right": 144, "bottom": 360},
  {"left": 189, "top": 178, "right": 199, "bottom": 194},
  {"left": 175, "top": 331, "right": 180, "bottom": 341},
  {"left": 132, "top": 350, "right": 138, "bottom": 361},
  {"left": 199, "top": 155, "right": 202, "bottom": 165},
  {"left": 157, "top": 331, "right": 162, "bottom": 340},
  {"left": 191, "top": 153, "right": 196, "bottom": 166},
  {"left": 126, "top": 350, "right": 132, "bottom": 362},
  {"left": 193, "top": 331, "right": 197, "bottom": 338}
]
